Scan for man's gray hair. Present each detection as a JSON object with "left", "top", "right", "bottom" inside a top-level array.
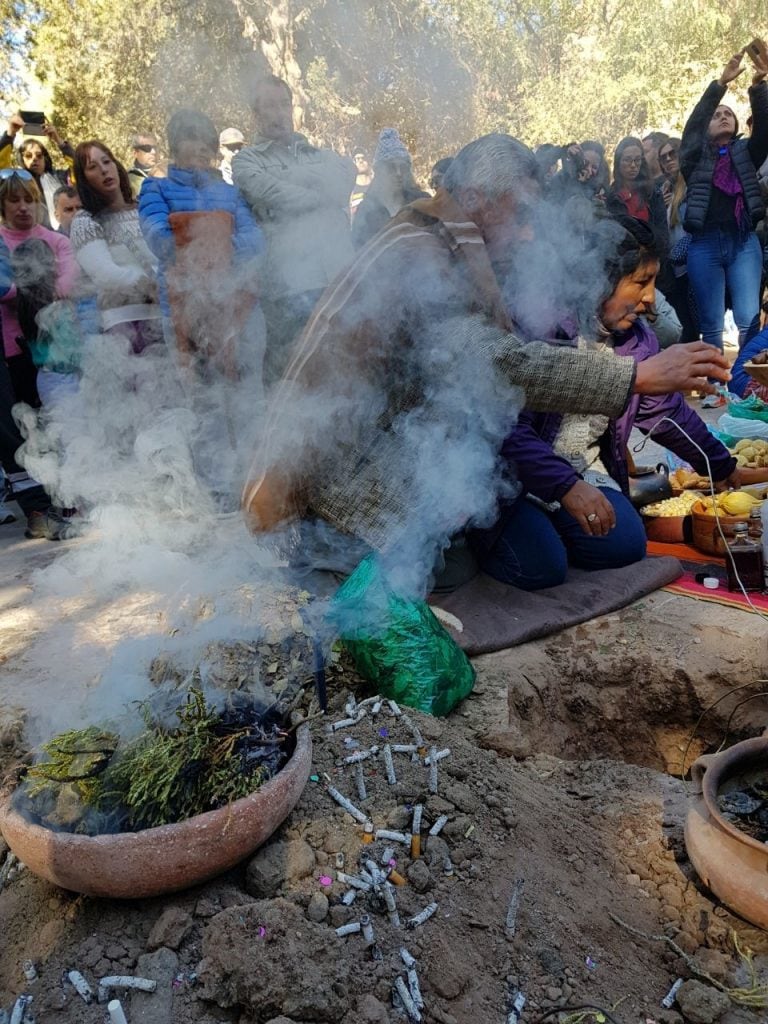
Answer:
[{"left": 443, "top": 133, "right": 541, "bottom": 201}]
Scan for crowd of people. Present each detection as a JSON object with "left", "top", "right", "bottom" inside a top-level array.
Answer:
[{"left": 2, "top": 50, "right": 767, "bottom": 596}]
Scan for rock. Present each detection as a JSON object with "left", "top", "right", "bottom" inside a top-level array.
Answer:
[
  {"left": 676, "top": 980, "right": 731, "bottom": 1024},
  {"left": 306, "top": 892, "right": 329, "bottom": 923},
  {"left": 545, "top": 987, "right": 563, "bottom": 1002},
  {"left": 330, "top": 905, "right": 354, "bottom": 928},
  {"left": 357, "top": 993, "right": 390, "bottom": 1023},
  {"left": 443, "top": 815, "right": 471, "bottom": 839},
  {"left": 406, "top": 860, "right": 432, "bottom": 893},
  {"left": 692, "top": 948, "right": 731, "bottom": 984},
  {"left": 537, "top": 947, "right": 565, "bottom": 978},
  {"left": 105, "top": 942, "right": 128, "bottom": 960},
  {"left": 194, "top": 896, "right": 220, "bottom": 919},
  {"left": 147, "top": 908, "right": 193, "bottom": 951},
  {"left": 426, "top": 936, "right": 472, "bottom": 1000},
  {"left": 658, "top": 882, "right": 684, "bottom": 910},
  {"left": 132, "top": 947, "right": 178, "bottom": 1024},
  {"left": 442, "top": 783, "right": 479, "bottom": 814},
  {"left": 386, "top": 806, "right": 412, "bottom": 830},
  {"left": 425, "top": 836, "right": 451, "bottom": 869},
  {"left": 245, "top": 839, "right": 316, "bottom": 898},
  {"left": 46, "top": 990, "right": 68, "bottom": 1011},
  {"left": 198, "top": 899, "right": 349, "bottom": 1021}
]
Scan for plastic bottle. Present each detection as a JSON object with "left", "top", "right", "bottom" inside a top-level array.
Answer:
[{"left": 726, "top": 522, "right": 764, "bottom": 593}]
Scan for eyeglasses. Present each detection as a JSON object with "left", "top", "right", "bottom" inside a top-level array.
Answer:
[
  {"left": 620, "top": 156, "right": 642, "bottom": 166},
  {"left": 135, "top": 144, "right": 156, "bottom": 153},
  {"left": 224, "top": 143, "right": 243, "bottom": 152},
  {"left": 658, "top": 150, "right": 678, "bottom": 163},
  {"left": 0, "top": 168, "right": 33, "bottom": 181}
]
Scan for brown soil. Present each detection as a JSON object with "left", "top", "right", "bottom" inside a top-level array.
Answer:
[{"left": 2, "top": 526, "right": 768, "bottom": 1024}]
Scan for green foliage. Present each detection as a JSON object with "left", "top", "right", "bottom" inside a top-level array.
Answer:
[
  {"left": 26, "top": 725, "right": 118, "bottom": 802},
  {"left": 12, "top": 0, "right": 768, "bottom": 175}
]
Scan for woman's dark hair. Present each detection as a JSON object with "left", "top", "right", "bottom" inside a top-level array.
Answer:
[
  {"left": 73, "top": 141, "right": 134, "bottom": 213},
  {"left": 19, "top": 138, "right": 54, "bottom": 175},
  {"left": 611, "top": 136, "right": 651, "bottom": 199},
  {"left": 604, "top": 214, "right": 659, "bottom": 296},
  {"left": 167, "top": 108, "right": 218, "bottom": 161},
  {"left": 10, "top": 238, "right": 57, "bottom": 346}
]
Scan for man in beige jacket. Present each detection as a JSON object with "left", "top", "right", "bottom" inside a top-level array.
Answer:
[
  {"left": 233, "top": 75, "right": 355, "bottom": 385},
  {"left": 242, "top": 134, "right": 730, "bottom": 575}
]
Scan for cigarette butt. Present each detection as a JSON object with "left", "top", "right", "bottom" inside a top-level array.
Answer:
[
  {"left": 393, "top": 975, "right": 421, "bottom": 1022},
  {"left": 22, "top": 960, "right": 37, "bottom": 982},
  {"left": 400, "top": 947, "right": 417, "bottom": 968},
  {"left": 354, "top": 762, "right": 367, "bottom": 802},
  {"left": 382, "top": 882, "right": 401, "bottom": 928},
  {"left": 371, "top": 701, "right": 382, "bottom": 715},
  {"left": 424, "top": 748, "right": 450, "bottom": 765},
  {"left": 428, "top": 749, "right": 438, "bottom": 795},
  {"left": 388, "top": 699, "right": 402, "bottom": 716},
  {"left": 380, "top": 846, "right": 395, "bottom": 865},
  {"left": 391, "top": 744, "right": 418, "bottom": 754},
  {"left": 332, "top": 717, "right": 359, "bottom": 731},
  {"left": 410, "top": 835, "right": 421, "bottom": 859},
  {"left": 389, "top": 868, "right": 407, "bottom": 886},
  {"left": 341, "top": 889, "right": 357, "bottom": 905},
  {"left": 326, "top": 785, "right": 368, "bottom": 824},
  {"left": 375, "top": 829, "right": 409, "bottom": 844},
  {"left": 464, "top": 823, "right": 475, "bottom": 838},
  {"left": 429, "top": 815, "right": 448, "bottom": 836},
  {"left": 361, "top": 913, "right": 375, "bottom": 947},
  {"left": 67, "top": 970, "right": 93, "bottom": 1004},
  {"left": 335, "top": 921, "right": 362, "bottom": 937},
  {"left": 336, "top": 870, "right": 371, "bottom": 891},
  {"left": 662, "top": 978, "right": 683, "bottom": 1009},
  {"left": 383, "top": 745, "right": 397, "bottom": 785},
  {"left": 401, "top": 715, "right": 424, "bottom": 748},
  {"left": 407, "top": 902, "right": 438, "bottom": 928},
  {"left": 362, "top": 820, "right": 374, "bottom": 844},
  {"left": 407, "top": 967, "right": 424, "bottom": 1010},
  {"left": 108, "top": 999, "right": 129, "bottom": 1024},
  {"left": 343, "top": 750, "right": 372, "bottom": 764}
]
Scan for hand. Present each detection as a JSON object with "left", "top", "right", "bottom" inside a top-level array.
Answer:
[
  {"left": 719, "top": 52, "right": 745, "bottom": 86},
  {"left": 43, "top": 123, "right": 63, "bottom": 146},
  {"left": 7, "top": 113, "right": 24, "bottom": 137},
  {"left": 560, "top": 480, "right": 617, "bottom": 537},
  {"left": 661, "top": 180, "right": 673, "bottom": 207},
  {"left": 634, "top": 342, "right": 731, "bottom": 396},
  {"left": 720, "top": 468, "right": 746, "bottom": 490}
]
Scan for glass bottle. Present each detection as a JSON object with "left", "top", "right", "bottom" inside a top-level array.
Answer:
[
  {"left": 726, "top": 522, "right": 764, "bottom": 593},
  {"left": 749, "top": 506, "right": 763, "bottom": 540}
]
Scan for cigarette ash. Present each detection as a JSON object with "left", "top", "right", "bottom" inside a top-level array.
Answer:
[{"left": 716, "top": 767, "right": 768, "bottom": 843}]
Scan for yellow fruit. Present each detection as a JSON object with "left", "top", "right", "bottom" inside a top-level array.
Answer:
[
  {"left": 734, "top": 440, "right": 753, "bottom": 452},
  {"left": 719, "top": 491, "right": 760, "bottom": 516}
]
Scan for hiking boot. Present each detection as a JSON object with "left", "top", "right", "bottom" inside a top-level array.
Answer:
[{"left": 25, "top": 507, "right": 78, "bottom": 541}]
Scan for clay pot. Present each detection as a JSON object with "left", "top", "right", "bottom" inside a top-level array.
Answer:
[
  {"left": 642, "top": 513, "right": 691, "bottom": 544},
  {"left": 628, "top": 462, "right": 672, "bottom": 509},
  {"left": 0, "top": 724, "right": 311, "bottom": 899},
  {"left": 685, "top": 734, "right": 768, "bottom": 929},
  {"left": 690, "top": 501, "right": 749, "bottom": 556}
]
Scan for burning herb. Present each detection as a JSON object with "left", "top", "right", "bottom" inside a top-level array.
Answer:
[{"left": 26, "top": 727, "right": 119, "bottom": 802}]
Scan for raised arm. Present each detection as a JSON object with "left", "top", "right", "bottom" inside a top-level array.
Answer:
[{"left": 747, "top": 49, "right": 768, "bottom": 168}]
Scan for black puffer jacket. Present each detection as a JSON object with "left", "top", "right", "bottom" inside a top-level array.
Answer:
[{"left": 681, "top": 80, "right": 768, "bottom": 234}]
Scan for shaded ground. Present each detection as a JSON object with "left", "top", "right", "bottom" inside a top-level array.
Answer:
[{"left": 1, "top": 507, "right": 768, "bottom": 1024}]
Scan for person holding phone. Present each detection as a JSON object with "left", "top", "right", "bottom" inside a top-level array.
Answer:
[
  {"left": 681, "top": 49, "right": 768, "bottom": 380},
  {"left": 0, "top": 113, "right": 74, "bottom": 229}
]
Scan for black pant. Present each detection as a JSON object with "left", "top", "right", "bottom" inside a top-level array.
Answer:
[{"left": 0, "top": 356, "right": 48, "bottom": 514}]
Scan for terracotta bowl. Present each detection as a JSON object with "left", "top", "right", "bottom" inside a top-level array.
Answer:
[
  {"left": 642, "top": 514, "right": 691, "bottom": 544},
  {"left": 690, "top": 501, "right": 748, "bottom": 556},
  {"left": 0, "top": 724, "right": 311, "bottom": 899},
  {"left": 685, "top": 735, "right": 768, "bottom": 930}
]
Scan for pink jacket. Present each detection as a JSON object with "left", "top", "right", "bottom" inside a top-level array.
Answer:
[{"left": 0, "top": 224, "right": 79, "bottom": 358}]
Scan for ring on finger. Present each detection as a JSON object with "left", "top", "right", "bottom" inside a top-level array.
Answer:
[{"left": 587, "top": 512, "right": 598, "bottom": 522}]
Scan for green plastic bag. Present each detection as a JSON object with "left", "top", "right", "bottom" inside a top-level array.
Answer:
[
  {"left": 328, "top": 554, "right": 475, "bottom": 716},
  {"left": 727, "top": 393, "right": 768, "bottom": 422}
]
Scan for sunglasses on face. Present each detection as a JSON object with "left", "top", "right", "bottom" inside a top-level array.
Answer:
[
  {"left": 620, "top": 156, "right": 642, "bottom": 166},
  {"left": 224, "top": 143, "right": 243, "bottom": 152},
  {"left": 0, "top": 168, "right": 33, "bottom": 181},
  {"left": 659, "top": 150, "right": 678, "bottom": 163},
  {"left": 135, "top": 144, "right": 156, "bottom": 153}
]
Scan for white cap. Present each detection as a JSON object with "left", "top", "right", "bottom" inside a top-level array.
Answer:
[
  {"left": 702, "top": 577, "right": 720, "bottom": 589},
  {"left": 219, "top": 127, "right": 244, "bottom": 147}
]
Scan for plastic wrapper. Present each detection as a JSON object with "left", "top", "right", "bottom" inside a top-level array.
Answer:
[
  {"left": 718, "top": 413, "right": 768, "bottom": 442},
  {"left": 328, "top": 554, "right": 475, "bottom": 717},
  {"left": 726, "top": 393, "right": 768, "bottom": 423}
]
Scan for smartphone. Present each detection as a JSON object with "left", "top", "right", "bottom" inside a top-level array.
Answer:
[
  {"left": 19, "top": 110, "right": 46, "bottom": 136},
  {"left": 746, "top": 38, "right": 768, "bottom": 67}
]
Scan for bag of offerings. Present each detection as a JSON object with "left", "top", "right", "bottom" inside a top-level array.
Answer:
[
  {"left": 328, "top": 554, "right": 475, "bottom": 716},
  {"left": 726, "top": 393, "right": 768, "bottom": 423}
]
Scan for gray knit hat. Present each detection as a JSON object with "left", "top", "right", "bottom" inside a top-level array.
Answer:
[{"left": 373, "top": 128, "right": 411, "bottom": 166}]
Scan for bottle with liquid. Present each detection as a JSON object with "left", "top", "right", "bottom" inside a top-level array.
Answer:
[
  {"left": 726, "top": 522, "right": 764, "bottom": 593},
  {"left": 749, "top": 506, "right": 763, "bottom": 540}
]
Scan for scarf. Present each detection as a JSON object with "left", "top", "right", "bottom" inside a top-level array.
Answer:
[{"left": 712, "top": 147, "right": 748, "bottom": 235}]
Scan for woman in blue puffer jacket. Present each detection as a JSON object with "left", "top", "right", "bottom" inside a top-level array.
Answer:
[{"left": 138, "top": 109, "right": 266, "bottom": 378}]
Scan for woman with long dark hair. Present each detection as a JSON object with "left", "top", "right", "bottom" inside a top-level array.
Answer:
[
  {"left": 471, "top": 216, "right": 740, "bottom": 589},
  {"left": 681, "top": 50, "right": 768, "bottom": 361},
  {"left": 607, "top": 136, "right": 669, "bottom": 253},
  {"left": 69, "top": 140, "right": 161, "bottom": 351}
]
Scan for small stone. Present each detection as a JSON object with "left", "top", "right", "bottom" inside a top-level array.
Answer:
[
  {"left": 245, "top": 839, "right": 316, "bottom": 898},
  {"left": 47, "top": 990, "right": 68, "bottom": 1011},
  {"left": 626, "top": 873, "right": 642, "bottom": 886},
  {"left": 658, "top": 882, "right": 684, "bottom": 909},
  {"left": 105, "top": 942, "right": 128, "bottom": 960},
  {"left": 194, "top": 896, "right": 220, "bottom": 918},
  {"left": 546, "top": 986, "right": 563, "bottom": 1001},
  {"left": 330, "top": 905, "right": 354, "bottom": 928},
  {"left": 442, "top": 783, "right": 479, "bottom": 814},
  {"left": 147, "top": 908, "right": 193, "bottom": 951},
  {"left": 387, "top": 807, "right": 412, "bottom": 830},
  {"left": 425, "top": 836, "right": 452, "bottom": 869},
  {"left": 661, "top": 905, "right": 681, "bottom": 924},
  {"left": 692, "top": 948, "right": 731, "bottom": 984},
  {"left": 406, "top": 859, "right": 432, "bottom": 893},
  {"left": 676, "top": 980, "right": 731, "bottom": 1024},
  {"left": 306, "top": 892, "right": 329, "bottom": 923},
  {"left": 357, "top": 993, "right": 390, "bottom": 1023}
]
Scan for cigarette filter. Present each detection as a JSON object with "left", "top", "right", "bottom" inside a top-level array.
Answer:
[
  {"left": 326, "top": 785, "right": 368, "bottom": 824},
  {"left": 21, "top": 962, "right": 37, "bottom": 982},
  {"left": 411, "top": 804, "right": 423, "bottom": 859},
  {"left": 336, "top": 870, "right": 371, "bottom": 891},
  {"left": 343, "top": 750, "right": 372, "bottom": 764},
  {"left": 424, "top": 748, "right": 450, "bottom": 765},
  {"left": 383, "top": 745, "right": 397, "bottom": 785},
  {"left": 341, "top": 890, "right": 357, "bottom": 905},
  {"left": 428, "top": 815, "right": 448, "bottom": 836},
  {"left": 67, "top": 970, "right": 93, "bottom": 1004},
  {"left": 97, "top": 976, "right": 158, "bottom": 1003},
  {"left": 371, "top": 701, "right": 382, "bottom": 715},
  {"left": 107, "top": 1000, "right": 128, "bottom": 1024},
  {"left": 407, "top": 902, "right": 438, "bottom": 929},
  {"left": 362, "top": 821, "right": 374, "bottom": 843},
  {"left": 332, "top": 717, "right": 359, "bottom": 731},
  {"left": 374, "top": 829, "right": 409, "bottom": 844},
  {"left": 388, "top": 699, "right": 402, "bottom": 716},
  {"left": 380, "top": 846, "right": 395, "bottom": 865},
  {"left": 354, "top": 762, "right": 367, "bottom": 802},
  {"left": 662, "top": 978, "right": 683, "bottom": 1009},
  {"left": 391, "top": 744, "right": 418, "bottom": 754},
  {"left": 388, "top": 868, "right": 406, "bottom": 886},
  {"left": 382, "top": 882, "right": 401, "bottom": 927},
  {"left": 393, "top": 975, "right": 422, "bottom": 1022},
  {"left": 335, "top": 922, "right": 362, "bottom": 937},
  {"left": 361, "top": 913, "right": 375, "bottom": 947}
]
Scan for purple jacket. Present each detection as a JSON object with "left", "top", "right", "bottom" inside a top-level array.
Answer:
[{"left": 506, "top": 319, "right": 735, "bottom": 503}]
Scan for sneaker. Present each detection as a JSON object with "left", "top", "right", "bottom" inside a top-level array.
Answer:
[
  {"left": 700, "top": 394, "right": 725, "bottom": 409},
  {"left": 25, "top": 508, "right": 77, "bottom": 541}
]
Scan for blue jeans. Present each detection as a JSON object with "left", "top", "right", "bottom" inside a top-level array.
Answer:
[
  {"left": 474, "top": 489, "right": 647, "bottom": 591},
  {"left": 687, "top": 228, "right": 762, "bottom": 351}
]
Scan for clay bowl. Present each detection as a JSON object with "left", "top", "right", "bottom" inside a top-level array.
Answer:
[
  {"left": 744, "top": 362, "right": 768, "bottom": 387},
  {"left": 0, "top": 724, "right": 311, "bottom": 899},
  {"left": 642, "top": 514, "right": 691, "bottom": 544},
  {"left": 690, "top": 501, "right": 748, "bottom": 556},
  {"left": 685, "top": 735, "right": 768, "bottom": 930}
]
